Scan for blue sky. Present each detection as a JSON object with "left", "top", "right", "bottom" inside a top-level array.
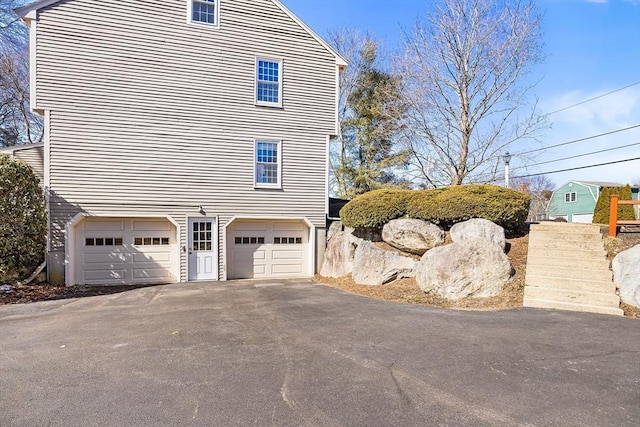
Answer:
[{"left": 281, "top": 0, "right": 640, "bottom": 188}]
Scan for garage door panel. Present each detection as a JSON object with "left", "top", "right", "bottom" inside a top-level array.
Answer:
[
  {"left": 254, "top": 265, "right": 266, "bottom": 275},
  {"left": 84, "top": 220, "right": 125, "bottom": 231},
  {"left": 84, "top": 269, "right": 126, "bottom": 281},
  {"left": 234, "top": 222, "right": 268, "bottom": 232},
  {"left": 271, "top": 249, "right": 304, "bottom": 260},
  {"left": 132, "top": 252, "right": 172, "bottom": 263},
  {"left": 132, "top": 220, "right": 172, "bottom": 231},
  {"left": 133, "top": 268, "right": 172, "bottom": 280},
  {"left": 272, "top": 222, "right": 305, "bottom": 232},
  {"left": 272, "top": 264, "right": 304, "bottom": 275},
  {"left": 83, "top": 252, "right": 128, "bottom": 264}
]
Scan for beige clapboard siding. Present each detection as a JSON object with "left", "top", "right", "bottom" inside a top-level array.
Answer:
[
  {"left": 10, "top": 145, "right": 45, "bottom": 184},
  {"left": 36, "top": 0, "right": 337, "bottom": 280}
]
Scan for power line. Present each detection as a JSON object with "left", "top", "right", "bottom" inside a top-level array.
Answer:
[
  {"left": 526, "top": 142, "right": 640, "bottom": 167},
  {"left": 516, "top": 124, "right": 640, "bottom": 155},
  {"left": 511, "top": 157, "right": 640, "bottom": 179},
  {"left": 546, "top": 81, "right": 640, "bottom": 116}
]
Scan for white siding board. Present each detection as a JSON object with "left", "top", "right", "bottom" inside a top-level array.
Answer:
[{"left": 12, "top": 146, "right": 45, "bottom": 184}]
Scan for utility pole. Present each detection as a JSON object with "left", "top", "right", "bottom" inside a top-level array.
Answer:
[{"left": 503, "top": 152, "right": 512, "bottom": 187}]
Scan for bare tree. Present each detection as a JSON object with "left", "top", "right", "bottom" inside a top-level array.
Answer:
[
  {"left": 512, "top": 175, "right": 555, "bottom": 221},
  {"left": 1, "top": 0, "right": 28, "bottom": 52},
  {"left": 0, "top": 48, "right": 43, "bottom": 147},
  {"left": 399, "top": 0, "right": 547, "bottom": 187}
]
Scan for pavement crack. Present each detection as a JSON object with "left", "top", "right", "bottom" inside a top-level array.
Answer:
[{"left": 388, "top": 362, "right": 414, "bottom": 407}]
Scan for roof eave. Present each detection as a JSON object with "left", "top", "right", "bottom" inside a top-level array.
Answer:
[{"left": 15, "top": 0, "right": 62, "bottom": 18}]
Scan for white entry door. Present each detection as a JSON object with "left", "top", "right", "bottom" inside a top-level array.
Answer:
[{"left": 188, "top": 218, "right": 217, "bottom": 281}]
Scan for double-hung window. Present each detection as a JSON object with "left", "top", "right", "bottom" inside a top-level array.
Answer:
[
  {"left": 564, "top": 192, "right": 577, "bottom": 203},
  {"left": 255, "top": 58, "right": 283, "bottom": 107},
  {"left": 254, "top": 140, "right": 282, "bottom": 188},
  {"left": 189, "top": 0, "right": 219, "bottom": 27}
]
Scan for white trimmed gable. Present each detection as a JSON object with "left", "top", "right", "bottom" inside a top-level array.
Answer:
[{"left": 16, "top": 0, "right": 347, "bottom": 67}]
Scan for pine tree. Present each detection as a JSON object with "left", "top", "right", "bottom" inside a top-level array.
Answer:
[
  {"left": 593, "top": 185, "right": 635, "bottom": 224},
  {"left": 337, "top": 39, "right": 409, "bottom": 198}
]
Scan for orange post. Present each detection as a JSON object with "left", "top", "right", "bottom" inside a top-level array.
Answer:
[{"left": 609, "top": 194, "right": 619, "bottom": 237}]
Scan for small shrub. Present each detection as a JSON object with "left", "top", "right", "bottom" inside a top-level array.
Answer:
[
  {"left": 0, "top": 154, "right": 46, "bottom": 282},
  {"left": 340, "top": 189, "right": 416, "bottom": 229},
  {"left": 593, "top": 185, "right": 635, "bottom": 224},
  {"left": 406, "top": 184, "right": 530, "bottom": 234}
]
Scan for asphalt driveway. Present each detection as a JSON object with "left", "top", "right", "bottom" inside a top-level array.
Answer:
[{"left": 1, "top": 280, "right": 639, "bottom": 426}]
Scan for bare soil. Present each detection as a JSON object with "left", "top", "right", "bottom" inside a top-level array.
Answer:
[
  {"left": 318, "top": 235, "right": 528, "bottom": 311},
  {"left": 2, "top": 229, "right": 638, "bottom": 319}
]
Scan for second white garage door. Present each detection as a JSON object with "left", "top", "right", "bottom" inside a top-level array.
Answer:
[{"left": 227, "top": 220, "right": 310, "bottom": 279}]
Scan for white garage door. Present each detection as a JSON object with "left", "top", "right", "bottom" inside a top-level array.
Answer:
[
  {"left": 227, "top": 220, "right": 310, "bottom": 279},
  {"left": 572, "top": 213, "right": 594, "bottom": 223},
  {"left": 74, "top": 217, "right": 177, "bottom": 285}
]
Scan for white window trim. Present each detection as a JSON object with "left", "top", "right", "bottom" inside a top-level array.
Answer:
[
  {"left": 564, "top": 192, "right": 577, "bottom": 203},
  {"left": 187, "top": 0, "right": 220, "bottom": 28},
  {"left": 255, "top": 57, "right": 283, "bottom": 108},
  {"left": 254, "top": 139, "right": 283, "bottom": 189}
]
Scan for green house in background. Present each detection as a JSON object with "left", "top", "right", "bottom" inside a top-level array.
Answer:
[{"left": 547, "top": 181, "right": 640, "bottom": 223}]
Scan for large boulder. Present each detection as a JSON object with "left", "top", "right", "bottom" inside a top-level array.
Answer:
[
  {"left": 320, "top": 231, "right": 361, "bottom": 278},
  {"left": 449, "top": 218, "right": 506, "bottom": 250},
  {"left": 352, "top": 241, "right": 416, "bottom": 286},
  {"left": 613, "top": 245, "right": 640, "bottom": 308},
  {"left": 415, "top": 239, "right": 513, "bottom": 299},
  {"left": 382, "top": 218, "right": 444, "bottom": 255},
  {"left": 327, "top": 220, "right": 343, "bottom": 242}
]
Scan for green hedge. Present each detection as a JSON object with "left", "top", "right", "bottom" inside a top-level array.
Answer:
[
  {"left": 406, "top": 185, "right": 530, "bottom": 234},
  {"left": 0, "top": 154, "right": 46, "bottom": 282},
  {"left": 593, "top": 185, "right": 635, "bottom": 224},
  {"left": 339, "top": 189, "right": 417, "bottom": 229},
  {"left": 340, "top": 185, "right": 530, "bottom": 235}
]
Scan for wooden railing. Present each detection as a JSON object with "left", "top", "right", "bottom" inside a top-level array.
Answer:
[{"left": 608, "top": 194, "right": 640, "bottom": 237}]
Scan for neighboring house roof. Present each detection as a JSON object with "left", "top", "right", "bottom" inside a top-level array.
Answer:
[
  {"left": 571, "top": 180, "right": 627, "bottom": 188},
  {"left": 570, "top": 181, "right": 640, "bottom": 189},
  {"left": 16, "top": 0, "right": 348, "bottom": 68},
  {"left": 0, "top": 142, "right": 44, "bottom": 154}
]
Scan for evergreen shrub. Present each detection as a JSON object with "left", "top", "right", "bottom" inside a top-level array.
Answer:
[
  {"left": 593, "top": 185, "right": 635, "bottom": 224},
  {"left": 0, "top": 154, "right": 46, "bottom": 282},
  {"left": 339, "top": 189, "right": 417, "bottom": 229},
  {"left": 406, "top": 184, "right": 530, "bottom": 234},
  {"left": 340, "top": 184, "right": 530, "bottom": 236}
]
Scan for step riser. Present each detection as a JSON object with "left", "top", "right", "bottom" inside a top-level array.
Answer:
[
  {"left": 536, "top": 230, "right": 602, "bottom": 240},
  {"left": 527, "top": 239, "right": 604, "bottom": 251},
  {"left": 523, "top": 298, "right": 624, "bottom": 316},
  {"left": 526, "top": 257, "right": 610, "bottom": 270},
  {"left": 525, "top": 265, "right": 612, "bottom": 281},
  {"left": 526, "top": 249, "right": 606, "bottom": 260},
  {"left": 530, "top": 224, "right": 602, "bottom": 232},
  {"left": 525, "top": 276, "right": 616, "bottom": 293},
  {"left": 525, "top": 287, "right": 620, "bottom": 307}
]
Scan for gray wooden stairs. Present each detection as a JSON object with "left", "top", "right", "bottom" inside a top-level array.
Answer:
[{"left": 523, "top": 222, "right": 623, "bottom": 316}]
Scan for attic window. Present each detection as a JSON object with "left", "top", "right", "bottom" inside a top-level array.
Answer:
[
  {"left": 564, "top": 192, "right": 577, "bottom": 203},
  {"left": 189, "top": 0, "right": 219, "bottom": 27}
]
